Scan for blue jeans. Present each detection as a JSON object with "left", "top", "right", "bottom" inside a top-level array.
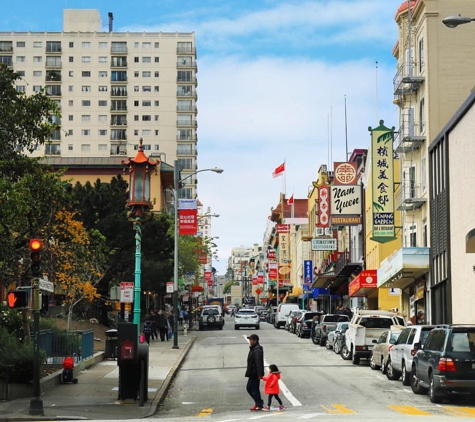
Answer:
[{"left": 246, "top": 377, "right": 264, "bottom": 407}]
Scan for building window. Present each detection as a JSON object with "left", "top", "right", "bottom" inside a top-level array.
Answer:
[
  {"left": 33, "top": 41, "right": 42, "bottom": 48},
  {"left": 154, "top": 71, "right": 159, "bottom": 77},
  {"left": 143, "top": 42, "right": 151, "bottom": 49},
  {"left": 99, "top": 42, "right": 107, "bottom": 48},
  {"left": 143, "top": 101, "right": 151, "bottom": 106},
  {"left": 98, "top": 115, "right": 107, "bottom": 121},
  {"left": 99, "top": 56, "right": 108, "bottom": 63},
  {"left": 99, "top": 71, "right": 108, "bottom": 78},
  {"left": 134, "top": 129, "right": 139, "bottom": 136},
  {"left": 154, "top": 115, "right": 159, "bottom": 121},
  {"left": 69, "top": 71, "right": 74, "bottom": 77},
  {"left": 98, "top": 86, "right": 107, "bottom": 92},
  {"left": 69, "top": 57, "right": 74, "bottom": 63},
  {"left": 68, "top": 115, "right": 73, "bottom": 121},
  {"left": 418, "top": 38, "right": 424, "bottom": 74},
  {"left": 409, "top": 224, "right": 417, "bottom": 247},
  {"left": 134, "top": 42, "right": 139, "bottom": 48},
  {"left": 46, "top": 56, "right": 61, "bottom": 67},
  {"left": 421, "top": 157, "right": 427, "bottom": 193},
  {"left": 154, "top": 86, "right": 159, "bottom": 93},
  {"left": 81, "top": 144, "right": 91, "bottom": 151},
  {"left": 33, "top": 56, "right": 42, "bottom": 63},
  {"left": 178, "top": 99, "right": 192, "bottom": 111},
  {"left": 16, "top": 41, "right": 25, "bottom": 47},
  {"left": 142, "top": 130, "right": 151, "bottom": 136},
  {"left": 82, "top": 42, "right": 91, "bottom": 48},
  {"left": 422, "top": 220, "right": 428, "bottom": 247},
  {"left": 134, "top": 86, "right": 139, "bottom": 92},
  {"left": 111, "top": 42, "right": 127, "bottom": 53},
  {"left": 68, "top": 144, "right": 73, "bottom": 150},
  {"left": 111, "top": 71, "right": 126, "bottom": 81},
  {"left": 69, "top": 100, "right": 74, "bottom": 106},
  {"left": 134, "top": 115, "right": 139, "bottom": 121},
  {"left": 142, "top": 115, "right": 151, "bottom": 121},
  {"left": 82, "top": 71, "right": 91, "bottom": 77},
  {"left": 98, "top": 100, "right": 107, "bottom": 106},
  {"left": 177, "top": 158, "right": 193, "bottom": 170},
  {"left": 69, "top": 85, "right": 73, "bottom": 92},
  {"left": 154, "top": 101, "right": 159, "bottom": 106},
  {"left": 142, "top": 86, "right": 151, "bottom": 92},
  {"left": 82, "top": 130, "right": 90, "bottom": 136},
  {"left": 177, "top": 129, "right": 192, "bottom": 140},
  {"left": 16, "top": 56, "right": 25, "bottom": 62},
  {"left": 142, "top": 71, "right": 151, "bottom": 77},
  {"left": 155, "top": 130, "right": 159, "bottom": 136},
  {"left": 17, "top": 71, "right": 25, "bottom": 77},
  {"left": 82, "top": 86, "right": 91, "bottom": 92},
  {"left": 134, "top": 100, "right": 139, "bottom": 106},
  {"left": 143, "top": 57, "right": 151, "bottom": 63},
  {"left": 68, "top": 130, "right": 73, "bottom": 135},
  {"left": 99, "top": 130, "right": 107, "bottom": 136},
  {"left": 419, "top": 97, "right": 425, "bottom": 133},
  {"left": 69, "top": 42, "right": 74, "bottom": 48},
  {"left": 82, "top": 100, "right": 91, "bottom": 106},
  {"left": 82, "top": 56, "right": 91, "bottom": 63},
  {"left": 154, "top": 42, "right": 159, "bottom": 48},
  {"left": 154, "top": 57, "right": 159, "bottom": 63},
  {"left": 16, "top": 86, "right": 25, "bottom": 92},
  {"left": 178, "top": 144, "right": 193, "bottom": 154},
  {"left": 134, "top": 71, "right": 139, "bottom": 77},
  {"left": 177, "top": 71, "right": 192, "bottom": 82},
  {"left": 98, "top": 144, "right": 107, "bottom": 151},
  {"left": 154, "top": 144, "right": 159, "bottom": 150},
  {"left": 134, "top": 57, "right": 139, "bottom": 63},
  {"left": 177, "top": 42, "right": 192, "bottom": 53},
  {"left": 82, "top": 115, "right": 91, "bottom": 121},
  {"left": 33, "top": 70, "right": 42, "bottom": 77}
]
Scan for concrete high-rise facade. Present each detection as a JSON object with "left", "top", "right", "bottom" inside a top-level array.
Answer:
[{"left": 0, "top": 9, "right": 198, "bottom": 198}]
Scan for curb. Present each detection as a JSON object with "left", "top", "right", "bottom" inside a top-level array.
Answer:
[{"left": 147, "top": 335, "right": 196, "bottom": 417}]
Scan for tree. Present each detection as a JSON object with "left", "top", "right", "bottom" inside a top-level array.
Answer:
[{"left": 49, "top": 210, "right": 107, "bottom": 330}]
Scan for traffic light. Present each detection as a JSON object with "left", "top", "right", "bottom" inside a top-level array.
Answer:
[
  {"left": 29, "top": 238, "right": 43, "bottom": 277},
  {"left": 7, "top": 290, "right": 29, "bottom": 309}
]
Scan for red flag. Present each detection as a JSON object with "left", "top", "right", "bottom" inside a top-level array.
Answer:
[
  {"left": 287, "top": 194, "right": 294, "bottom": 205},
  {"left": 272, "top": 162, "right": 285, "bottom": 178}
]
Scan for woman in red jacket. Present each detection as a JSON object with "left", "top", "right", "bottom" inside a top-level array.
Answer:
[{"left": 262, "top": 364, "right": 285, "bottom": 411}]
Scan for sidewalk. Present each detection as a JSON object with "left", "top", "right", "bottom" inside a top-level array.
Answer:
[{"left": 0, "top": 328, "right": 196, "bottom": 421}]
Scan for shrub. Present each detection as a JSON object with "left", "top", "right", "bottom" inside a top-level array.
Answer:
[{"left": 0, "top": 305, "right": 28, "bottom": 340}]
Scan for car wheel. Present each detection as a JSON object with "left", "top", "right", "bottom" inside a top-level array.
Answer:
[
  {"left": 429, "top": 374, "right": 443, "bottom": 403},
  {"left": 199, "top": 324, "right": 203, "bottom": 331},
  {"left": 401, "top": 363, "right": 410, "bottom": 386},
  {"left": 411, "top": 366, "right": 428, "bottom": 395},
  {"left": 352, "top": 350, "right": 360, "bottom": 365},
  {"left": 386, "top": 359, "right": 400, "bottom": 380},
  {"left": 218, "top": 325, "right": 223, "bottom": 330},
  {"left": 274, "top": 322, "right": 279, "bottom": 329},
  {"left": 341, "top": 344, "right": 352, "bottom": 360},
  {"left": 370, "top": 352, "right": 380, "bottom": 370},
  {"left": 256, "top": 325, "right": 260, "bottom": 330},
  {"left": 326, "top": 340, "right": 332, "bottom": 349},
  {"left": 381, "top": 357, "right": 386, "bottom": 374},
  {"left": 234, "top": 326, "right": 239, "bottom": 330},
  {"left": 312, "top": 333, "right": 319, "bottom": 345},
  {"left": 319, "top": 336, "right": 326, "bottom": 347}
]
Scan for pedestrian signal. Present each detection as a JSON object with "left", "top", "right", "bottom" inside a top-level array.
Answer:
[{"left": 7, "top": 290, "right": 29, "bottom": 309}]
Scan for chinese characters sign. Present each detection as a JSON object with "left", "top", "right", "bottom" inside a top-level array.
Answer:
[
  {"left": 304, "top": 260, "right": 313, "bottom": 291},
  {"left": 330, "top": 162, "right": 362, "bottom": 225},
  {"left": 317, "top": 185, "right": 330, "bottom": 228},
  {"left": 178, "top": 199, "right": 197, "bottom": 235},
  {"left": 370, "top": 121, "right": 396, "bottom": 243}
]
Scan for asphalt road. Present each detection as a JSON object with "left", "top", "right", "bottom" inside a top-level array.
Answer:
[{"left": 152, "top": 314, "right": 475, "bottom": 421}]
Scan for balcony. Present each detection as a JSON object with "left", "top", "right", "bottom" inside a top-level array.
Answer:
[
  {"left": 110, "top": 118, "right": 127, "bottom": 126},
  {"left": 46, "top": 43, "right": 62, "bottom": 53},
  {"left": 394, "top": 121, "right": 426, "bottom": 153},
  {"left": 176, "top": 135, "right": 197, "bottom": 141},
  {"left": 177, "top": 120, "right": 197, "bottom": 128},
  {"left": 111, "top": 45, "right": 127, "bottom": 54},
  {"left": 0, "top": 43, "right": 13, "bottom": 53},
  {"left": 45, "top": 71, "right": 61, "bottom": 82},
  {"left": 177, "top": 47, "right": 196, "bottom": 54},
  {"left": 45, "top": 86, "right": 62, "bottom": 97},
  {"left": 177, "top": 60, "right": 197, "bottom": 69},
  {"left": 177, "top": 89, "right": 197, "bottom": 98},
  {"left": 110, "top": 58, "right": 127, "bottom": 68},
  {"left": 45, "top": 60, "right": 62, "bottom": 69},
  {"left": 177, "top": 148, "right": 196, "bottom": 156},
  {"left": 177, "top": 104, "right": 196, "bottom": 112},
  {"left": 110, "top": 146, "right": 127, "bottom": 156},
  {"left": 393, "top": 63, "right": 424, "bottom": 96},
  {"left": 334, "top": 249, "right": 362, "bottom": 279},
  {"left": 110, "top": 87, "right": 128, "bottom": 97},
  {"left": 395, "top": 183, "right": 427, "bottom": 211},
  {"left": 110, "top": 103, "right": 127, "bottom": 112}
]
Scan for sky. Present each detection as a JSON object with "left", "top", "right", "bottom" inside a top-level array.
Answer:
[{"left": 1, "top": 0, "right": 406, "bottom": 274}]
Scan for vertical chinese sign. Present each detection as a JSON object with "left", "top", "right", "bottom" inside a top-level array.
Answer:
[
  {"left": 277, "top": 224, "right": 291, "bottom": 286},
  {"left": 370, "top": 121, "right": 396, "bottom": 243}
]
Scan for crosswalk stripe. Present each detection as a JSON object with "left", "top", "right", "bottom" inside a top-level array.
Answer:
[{"left": 388, "top": 405, "right": 432, "bottom": 415}]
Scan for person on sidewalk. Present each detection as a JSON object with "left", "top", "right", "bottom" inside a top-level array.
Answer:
[
  {"left": 150, "top": 311, "right": 158, "bottom": 340},
  {"left": 245, "top": 334, "right": 265, "bottom": 411},
  {"left": 168, "top": 311, "right": 175, "bottom": 340},
  {"left": 158, "top": 311, "right": 168, "bottom": 341},
  {"left": 143, "top": 316, "right": 153, "bottom": 345},
  {"left": 262, "top": 364, "right": 285, "bottom": 411}
]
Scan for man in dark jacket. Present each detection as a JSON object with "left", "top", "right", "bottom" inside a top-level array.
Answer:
[{"left": 245, "top": 334, "right": 264, "bottom": 411}]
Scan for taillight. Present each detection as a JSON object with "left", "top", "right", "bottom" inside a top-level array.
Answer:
[
  {"left": 410, "top": 348, "right": 417, "bottom": 357},
  {"left": 438, "top": 358, "right": 456, "bottom": 372},
  {"left": 388, "top": 345, "right": 394, "bottom": 352},
  {"left": 303, "top": 323, "right": 308, "bottom": 328}
]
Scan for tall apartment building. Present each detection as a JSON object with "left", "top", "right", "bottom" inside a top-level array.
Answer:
[
  {"left": 0, "top": 9, "right": 198, "bottom": 198},
  {"left": 377, "top": 0, "right": 475, "bottom": 323}
]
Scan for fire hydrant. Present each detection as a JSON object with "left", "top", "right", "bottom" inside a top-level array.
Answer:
[{"left": 183, "top": 324, "right": 189, "bottom": 336}]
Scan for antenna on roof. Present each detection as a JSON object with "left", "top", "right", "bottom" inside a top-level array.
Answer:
[{"left": 108, "top": 12, "right": 114, "bottom": 33}]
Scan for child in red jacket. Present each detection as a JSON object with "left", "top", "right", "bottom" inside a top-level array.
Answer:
[{"left": 262, "top": 364, "right": 285, "bottom": 411}]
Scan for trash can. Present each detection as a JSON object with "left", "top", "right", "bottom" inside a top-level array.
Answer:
[{"left": 105, "top": 329, "right": 118, "bottom": 359}]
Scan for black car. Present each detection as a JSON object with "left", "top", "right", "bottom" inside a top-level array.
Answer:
[
  {"left": 296, "top": 312, "right": 322, "bottom": 338},
  {"left": 411, "top": 324, "right": 475, "bottom": 403}
]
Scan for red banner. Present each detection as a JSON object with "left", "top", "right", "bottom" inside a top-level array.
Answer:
[
  {"left": 208, "top": 280, "right": 213, "bottom": 287},
  {"left": 268, "top": 264, "right": 277, "bottom": 280},
  {"left": 179, "top": 209, "right": 197, "bottom": 235},
  {"left": 317, "top": 185, "right": 330, "bottom": 228},
  {"left": 257, "top": 272, "right": 264, "bottom": 283},
  {"left": 277, "top": 224, "right": 290, "bottom": 233},
  {"left": 252, "top": 275, "right": 258, "bottom": 285},
  {"left": 205, "top": 271, "right": 212, "bottom": 281},
  {"left": 199, "top": 253, "right": 207, "bottom": 264},
  {"left": 267, "top": 250, "right": 276, "bottom": 260}
]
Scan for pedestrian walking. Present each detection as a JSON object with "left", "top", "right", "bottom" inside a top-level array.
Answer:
[
  {"left": 179, "top": 309, "right": 185, "bottom": 326},
  {"left": 158, "top": 311, "right": 168, "bottom": 341},
  {"left": 142, "top": 316, "right": 153, "bottom": 345},
  {"left": 262, "top": 364, "right": 285, "bottom": 411},
  {"left": 150, "top": 311, "right": 158, "bottom": 340},
  {"left": 245, "top": 333, "right": 265, "bottom": 411}
]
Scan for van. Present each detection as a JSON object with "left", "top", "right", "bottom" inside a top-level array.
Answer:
[{"left": 274, "top": 303, "right": 300, "bottom": 329}]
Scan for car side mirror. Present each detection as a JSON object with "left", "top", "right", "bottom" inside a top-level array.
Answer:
[
  {"left": 335, "top": 330, "right": 340, "bottom": 334},
  {"left": 372, "top": 339, "right": 378, "bottom": 344},
  {"left": 389, "top": 339, "right": 396, "bottom": 344}
]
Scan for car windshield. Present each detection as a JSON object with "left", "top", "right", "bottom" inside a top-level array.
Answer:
[
  {"left": 449, "top": 331, "right": 475, "bottom": 353},
  {"left": 390, "top": 331, "right": 402, "bottom": 341},
  {"left": 238, "top": 310, "right": 256, "bottom": 316},
  {"left": 304, "top": 313, "right": 320, "bottom": 320},
  {"left": 203, "top": 309, "right": 219, "bottom": 316},
  {"left": 325, "top": 315, "right": 349, "bottom": 322},
  {"left": 360, "top": 317, "right": 393, "bottom": 329}
]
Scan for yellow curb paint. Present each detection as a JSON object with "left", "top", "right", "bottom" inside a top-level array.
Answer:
[
  {"left": 388, "top": 405, "right": 432, "bottom": 416},
  {"left": 321, "top": 404, "right": 356, "bottom": 414},
  {"left": 443, "top": 407, "right": 475, "bottom": 417},
  {"left": 198, "top": 408, "right": 213, "bottom": 417}
]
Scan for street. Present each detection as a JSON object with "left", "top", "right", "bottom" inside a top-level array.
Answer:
[{"left": 154, "top": 314, "right": 475, "bottom": 421}]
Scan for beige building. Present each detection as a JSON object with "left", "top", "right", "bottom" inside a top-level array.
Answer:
[
  {"left": 378, "top": 0, "right": 475, "bottom": 323},
  {"left": 0, "top": 9, "right": 198, "bottom": 198}
]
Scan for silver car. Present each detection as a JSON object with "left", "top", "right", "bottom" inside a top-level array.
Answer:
[
  {"left": 370, "top": 327, "right": 403, "bottom": 374},
  {"left": 235, "top": 309, "right": 259, "bottom": 330}
]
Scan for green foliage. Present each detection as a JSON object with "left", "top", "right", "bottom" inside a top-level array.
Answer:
[
  {"left": 0, "top": 305, "right": 27, "bottom": 341},
  {"left": 223, "top": 279, "right": 239, "bottom": 294}
]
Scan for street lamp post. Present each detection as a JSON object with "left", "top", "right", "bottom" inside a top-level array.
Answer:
[
  {"left": 122, "top": 139, "right": 157, "bottom": 331},
  {"left": 443, "top": 14, "right": 475, "bottom": 28},
  {"left": 173, "top": 160, "right": 223, "bottom": 349}
]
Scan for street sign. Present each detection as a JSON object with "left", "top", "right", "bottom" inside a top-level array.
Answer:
[
  {"left": 120, "top": 282, "right": 134, "bottom": 303},
  {"left": 39, "top": 278, "right": 54, "bottom": 293},
  {"left": 166, "top": 281, "right": 174, "bottom": 293},
  {"left": 255, "top": 288, "right": 262, "bottom": 295},
  {"left": 311, "top": 238, "right": 337, "bottom": 251}
]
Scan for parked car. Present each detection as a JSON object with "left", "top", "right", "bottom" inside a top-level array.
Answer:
[
  {"left": 313, "top": 314, "right": 350, "bottom": 346},
  {"left": 199, "top": 307, "right": 224, "bottom": 331},
  {"left": 234, "top": 308, "right": 260, "bottom": 330},
  {"left": 327, "top": 321, "right": 349, "bottom": 352},
  {"left": 274, "top": 303, "right": 300, "bottom": 329},
  {"left": 388, "top": 325, "right": 445, "bottom": 385},
  {"left": 267, "top": 307, "right": 277, "bottom": 324},
  {"left": 284, "top": 310, "right": 301, "bottom": 331},
  {"left": 411, "top": 325, "right": 475, "bottom": 403},
  {"left": 254, "top": 306, "right": 267, "bottom": 315},
  {"left": 296, "top": 312, "right": 322, "bottom": 338},
  {"left": 369, "top": 327, "right": 403, "bottom": 374},
  {"left": 289, "top": 310, "right": 305, "bottom": 334},
  {"left": 259, "top": 310, "right": 268, "bottom": 322}
]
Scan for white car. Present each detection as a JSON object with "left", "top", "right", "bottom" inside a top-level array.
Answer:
[{"left": 235, "top": 309, "right": 260, "bottom": 330}]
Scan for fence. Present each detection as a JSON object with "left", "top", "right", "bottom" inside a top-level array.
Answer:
[{"left": 39, "top": 329, "right": 94, "bottom": 364}]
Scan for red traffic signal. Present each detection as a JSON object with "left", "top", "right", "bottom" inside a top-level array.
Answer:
[
  {"left": 7, "top": 290, "right": 29, "bottom": 309},
  {"left": 29, "top": 238, "right": 43, "bottom": 276},
  {"left": 29, "top": 239, "right": 43, "bottom": 251}
]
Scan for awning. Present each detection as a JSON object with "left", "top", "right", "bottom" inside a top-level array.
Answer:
[
  {"left": 313, "top": 288, "right": 330, "bottom": 298},
  {"left": 378, "top": 247, "right": 429, "bottom": 289},
  {"left": 312, "top": 272, "right": 336, "bottom": 288},
  {"left": 288, "top": 286, "right": 303, "bottom": 297},
  {"left": 349, "top": 270, "right": 377, "bottom": 297}
]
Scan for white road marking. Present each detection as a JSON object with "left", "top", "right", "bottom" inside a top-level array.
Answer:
[
  {"left": 298, "top": 414, "right": 337, "bottom": 419},
  {"left": 243, "top": 336, "right": 303, "bottom": 408}
]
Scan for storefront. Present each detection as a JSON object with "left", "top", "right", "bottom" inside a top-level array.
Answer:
[{"left": 348, "top": 270, "right": 378, "bottom": 309}]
